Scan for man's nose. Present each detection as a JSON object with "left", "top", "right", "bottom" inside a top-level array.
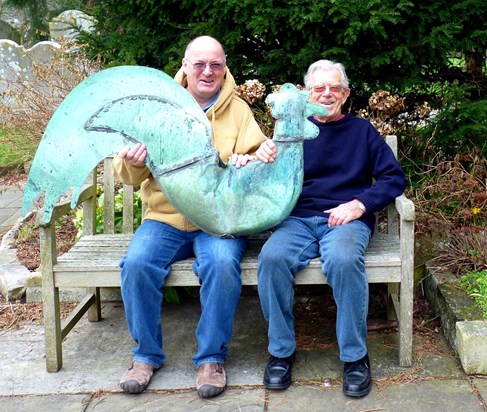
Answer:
[{"left": 202, "top": 65, "right": 213, "bottom": 74}]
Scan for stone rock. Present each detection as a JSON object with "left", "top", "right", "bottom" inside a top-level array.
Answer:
[
  {"left": 456, "top": 320, "right": 487, "bottom": 375},
  {"left": 0, "top": 215, "right": 30, "bottom": 301},
  {"left": 49, "top": 10, "right": 95, "bottom": 42},
  {"left": 0, "top": 263, "right": 28, "bottom": 301},
  {"left": 0, "top": 19, "right": 20, "bottom": 43},
  {"left": 0, "top": 39, "right": 61, "bottom": 109},
  {"left": 0, "top": 10, "right": 96, "bottom": 110}
]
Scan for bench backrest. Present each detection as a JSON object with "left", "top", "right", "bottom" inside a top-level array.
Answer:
[{"left": 89, "top": 135, "right": 400, "bottom": 238}]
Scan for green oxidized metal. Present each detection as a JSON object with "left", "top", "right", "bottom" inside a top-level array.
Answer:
[{"left": 22, "top": 66, "right": 326, "bottom": 236}]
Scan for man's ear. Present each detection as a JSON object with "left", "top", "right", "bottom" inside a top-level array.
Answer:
[{"left": 182, "top": 59, "right": 189, "bottom": 75}]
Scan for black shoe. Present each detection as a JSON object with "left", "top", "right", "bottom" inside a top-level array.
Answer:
[
  {"left": 263, "top": 353, "right": 295, "bottom": 389},
  {"left": 343, "top": 353, "right": 372, "bottom": 398}
]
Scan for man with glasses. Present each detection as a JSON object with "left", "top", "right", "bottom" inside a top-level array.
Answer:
[
  {"left": 255, "top": 59, "right": 406, "bottom": 398},
  {"left": 114, "top": 36, "right": 266, "bottom": 398}
]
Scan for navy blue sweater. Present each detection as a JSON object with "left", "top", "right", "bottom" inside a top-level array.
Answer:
[{"left": 291, "top": 114, "right": 407, "bottom": 232}]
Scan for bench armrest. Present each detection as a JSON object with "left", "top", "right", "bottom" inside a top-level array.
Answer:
[
  {"left": 37, "top": 182, "right": 96, "bottom": 227},
  {"left": 395, "top": 194, "right": 415, "bottom": 222}
]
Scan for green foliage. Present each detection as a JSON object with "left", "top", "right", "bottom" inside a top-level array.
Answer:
[
  {"left": 459, "top": 270, "right": 487, "bottom": 318},
  {"left": 80, "top": 0, "right": 486, "bottom": 104},
  {"left": 0, "top": 130, "right": 36, "bottom": 167},
  {"left": 164, "top": 287, "right": 181, "bottom": 305},
  {"left": 78, "top": 0, "right": 196, "bottom": 74},
  {"left": 420, "top": 98, "right": 487, "bottom": 159},
  {"left": 73, "top": 187, "right": 143, "bottom": 237},
  {"left": 15, "top": 220, "right": 35, "bottom": 241},
  {"left": 380, "top": 79, "right": 486, "bottom": 192}
]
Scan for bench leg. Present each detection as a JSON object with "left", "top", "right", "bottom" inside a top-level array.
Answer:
[
  {"left": 87, "top": 287, "right": 102, "bottom": 322},
  {"left": 43, "top": 285, "right": 63, "bottom": 372},
  {"left": 40, "top": 223, "right": 64, "bottom": 373},
  {"left": 387, "top": 283, "right": 399, "bottom": 321},
  {"left": 398, "top": 219, "right": 414, "bottom": 367},
  {"left": 398, "top": 277, "right": 413, "bottom": 367}
]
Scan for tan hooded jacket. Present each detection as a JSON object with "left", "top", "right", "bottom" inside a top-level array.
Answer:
[{"left": 112, "top": 68, "right": 267, "bottom": 232}]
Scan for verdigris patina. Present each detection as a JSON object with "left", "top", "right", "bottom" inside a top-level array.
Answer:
[{"left": 22, "top": 66, "right": 326, "bottom": 236}]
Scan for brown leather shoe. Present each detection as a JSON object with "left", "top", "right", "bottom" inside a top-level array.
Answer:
[
  {"left": 119, "top": 361, "right": 155, "bottom": 394},
  {"left": 196, "top": 362, "right": 227, "bottom": 398}
]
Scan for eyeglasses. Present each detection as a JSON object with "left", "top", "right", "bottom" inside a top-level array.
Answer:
[
  {"left": 185, "top": 59, "right": 225, "bottom": 72},
  {"left": 312, "top": 84, "right": 343, "bottom": 94}
]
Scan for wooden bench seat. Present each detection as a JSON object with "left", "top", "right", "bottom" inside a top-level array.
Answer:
[
  {"left": 36, "top": 135, "right": 415, "bottom": 372},
  {"left": 53, "top": 232, "right": 402, "bottom": 286}
]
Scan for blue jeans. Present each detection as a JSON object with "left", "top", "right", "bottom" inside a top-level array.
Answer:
[
  {"left": 257, "top": 216, "right": 372, "bottom": 362},
  {"left": 120, "top": 219, "right": 247, "bottom": 368}
]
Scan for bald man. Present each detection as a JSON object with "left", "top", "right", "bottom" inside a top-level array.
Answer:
[{"left": 115, "top": 36, "right": 267, "bottom": 398}]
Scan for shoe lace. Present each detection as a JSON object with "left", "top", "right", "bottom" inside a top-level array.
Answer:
[
  {"left": 214, "top": 363, "right": 224, "bottom": 374},
  {"left": 345, "top": 358, "right": 369, "bottom": 373},
  {"left": 269, "top": 353, "right": 295, "bottom": 366}
]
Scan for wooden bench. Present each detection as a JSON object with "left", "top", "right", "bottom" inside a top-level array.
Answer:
[{"left": 35, "top": 135, "right": 415, "bottom": 372}]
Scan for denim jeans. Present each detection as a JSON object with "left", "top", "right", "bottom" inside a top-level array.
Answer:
[
  {"left": 257, "top": 216, "right": 372, "bottom": 362},
  {"left": 120, "top": 219, "right": 247, "bottom": 368}
]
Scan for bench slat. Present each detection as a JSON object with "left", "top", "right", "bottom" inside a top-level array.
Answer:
[
  {"left": 52, "top": 267, "right": 401, "bottom": 288},
  {"left": 52, "top": 233, "right": 401, "bottom": 287}
]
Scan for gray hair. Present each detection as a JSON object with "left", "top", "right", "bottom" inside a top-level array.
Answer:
[{"left": 303, "top": 59, "right": 349, "bottom": 90}]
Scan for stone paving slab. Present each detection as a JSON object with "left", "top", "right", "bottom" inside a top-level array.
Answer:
[
  {"left": 0, "top": 207, "right": 18, "bottom": 220},
  {"left": 472, "top": 378, "right": 487, "bottom": 407},
  {"left": 0, "top": 184, "right": 24, "bottom": 208},
  {"left": 1, "top": 295, "right": 485, "bottom": 412},
  {"left": 0, "top": 389, "right": 267, "bottom": 412},
  {"left": 0, "top": 394, "right": 89, "bottom": 412},
  {"left": 0, "top": 298, "right": 268, "bottom": 396},
  {"left": 0, "top": 297, "right": 466, "bottom": 396},
  {"left": 0, "top": 208, "right": 21, "bottom": 234},
  {"left": 0, "top": 300, "right": 248, "bottom": 395},
  {"left": 89, "top": 389, "right": 267, "bottom": 412},
  {"left": 0, "top": 184, "right": 24, "bottom": 235},
  {"left": 1, "top": 379, "right": 484, "bottom": 411},
  {"left": 266, "top": 380, "right": 485, "bottom": 412}
]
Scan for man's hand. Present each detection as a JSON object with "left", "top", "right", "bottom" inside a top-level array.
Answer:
[
  {"left": 230, "top": 153, "right": 257, "bottom": 168},
  {"left": 118, "top": 143, "right": 147, "bottom": 167},
  {"left": 256, "top": 139, "right": 277, "bottom": 163},
  {"left": 324, "top": 199, "right": 365, "bottom": 227}
]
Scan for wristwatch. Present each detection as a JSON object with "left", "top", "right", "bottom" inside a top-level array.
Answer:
[{"left": 356, "top": 200, "right": 366, "bottom": 213}]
